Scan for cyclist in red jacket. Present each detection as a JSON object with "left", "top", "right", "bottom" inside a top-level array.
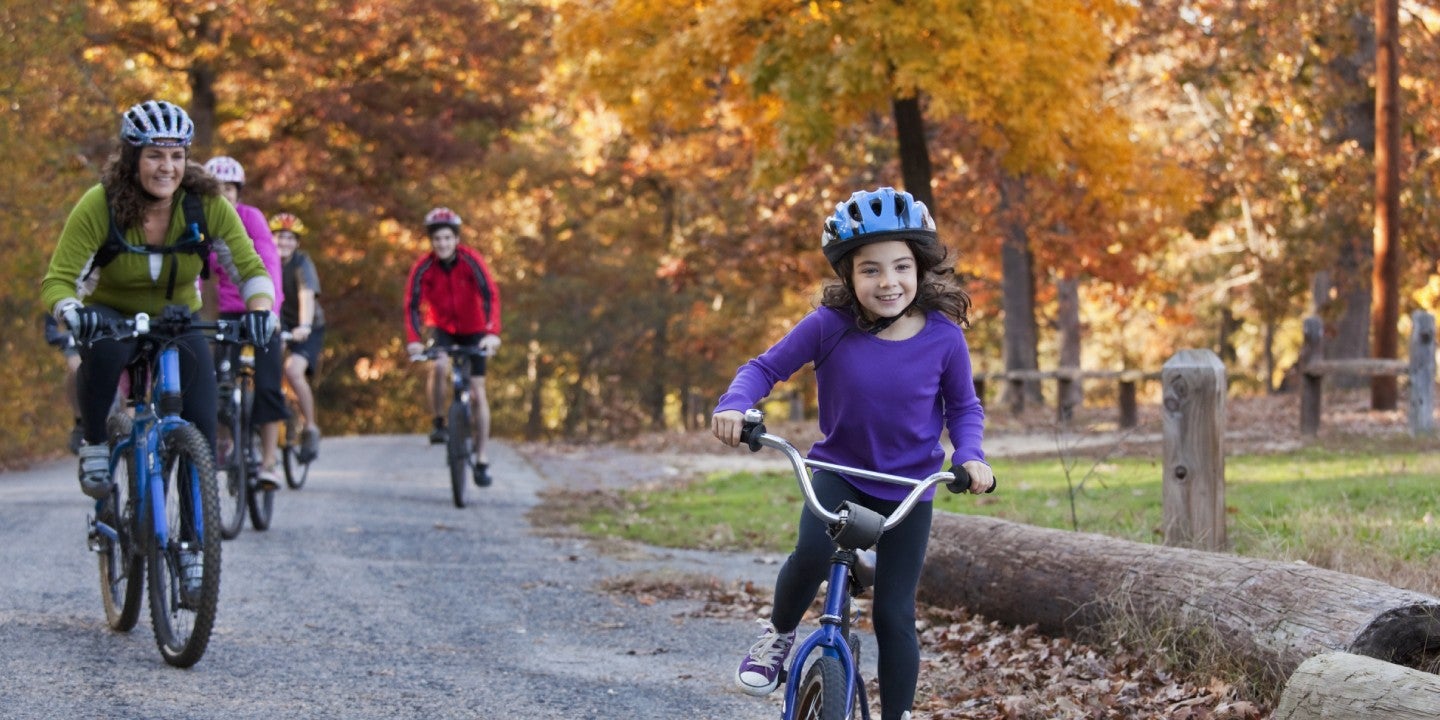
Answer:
[{"left": 404, "top": 207, "right": 502, "bottom": 484}]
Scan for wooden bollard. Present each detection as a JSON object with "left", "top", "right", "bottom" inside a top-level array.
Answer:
[
  {"left": 1161, "top": 349, "right": 1226, "bottom": 550},
  {"left": 1409, "top": 310, "right": 1436, "bottom": 436}
]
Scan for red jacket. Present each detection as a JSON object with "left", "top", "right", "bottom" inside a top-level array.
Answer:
[{"left": 404, "top": 244, "right": 502, "bottom": 343}]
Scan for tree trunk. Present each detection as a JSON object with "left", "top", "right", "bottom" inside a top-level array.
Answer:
[
  {"left": 1274, "top": 652, "right": 1440, "bottom": 720},
  {"left": 996, "top": 170, "right": 1041, "bottom": 411},
  {"left": 1323, "top": 10, "right": 1377, "bottom": 389},
  {"left": 919, "top": 513, "right": 1440, "bottom": 686},
  {"left": 1371, "top": 0, "right": 1401, "bottom": 411},
  {"left": 188, "top": 64, "right": 218, "bottom": 153},
  {"left": 892, "top": 95, "right": 933, "bottom": 209},
  {"left": 1056, "top": 275, "right": 1081, "bottom": 424}
]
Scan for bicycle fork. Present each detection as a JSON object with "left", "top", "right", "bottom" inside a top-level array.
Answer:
[{"left": 781, "top": 557, "right": 867, "bottom": 720}]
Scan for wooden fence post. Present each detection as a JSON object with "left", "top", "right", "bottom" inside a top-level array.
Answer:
[
  {"left": 1300, "top": 316, "right": 1324, "bottom": 436},
  {"left": 1411, "top": 311, "right": 1436, "bottom": 437},
  {"left": 1118, "top": 378, "right": 1138, "bottom": 429},
  {"left": 1162, "top": 349, "right": 1227, "bottom": 550}
]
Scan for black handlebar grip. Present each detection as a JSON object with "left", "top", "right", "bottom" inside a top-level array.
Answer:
[
  {"left": 739, "top": 420, "right": 766, "bottom": 453},
  {"left": 945, "top": 473, "right": 998, "bottom": 494}
]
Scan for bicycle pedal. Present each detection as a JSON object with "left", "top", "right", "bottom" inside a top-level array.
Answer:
[{"left": 86, "top": 515, "right": 103, "bottom": 551}]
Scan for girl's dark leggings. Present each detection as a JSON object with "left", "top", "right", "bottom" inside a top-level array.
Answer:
[
  {"left": 77, "top": 305, "right": 218, "bottom": 448},
  {"left": 769, "top": 469, "right": 933, "bottom": 720}
]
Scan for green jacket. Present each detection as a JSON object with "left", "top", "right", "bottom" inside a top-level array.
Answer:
[{"left": 42, "top": 184, "right": 275, "bottom": 316}]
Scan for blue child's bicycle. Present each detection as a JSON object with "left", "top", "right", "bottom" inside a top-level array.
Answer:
[
  {"left": 87, "top": 305, "right": 235, "bottom": 667},
  {"left": 738, "top": 409, "right": 991, "bottom": 720}
]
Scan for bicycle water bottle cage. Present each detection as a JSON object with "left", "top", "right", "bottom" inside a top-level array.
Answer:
[{"left": 828, "top": 501, "right": 885, "bottom": 550}]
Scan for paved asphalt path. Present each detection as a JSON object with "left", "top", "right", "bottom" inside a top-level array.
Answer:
[{"left": 0, "top": 434, "right": 792, "bottom": 720}]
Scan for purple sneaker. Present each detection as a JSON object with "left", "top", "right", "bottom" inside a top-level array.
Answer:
[{"left": 735, "top": 620, "right": 795, "bottom": 696}]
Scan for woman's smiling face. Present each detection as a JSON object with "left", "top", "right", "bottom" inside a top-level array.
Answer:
[{"left": 137, "top": 145, "right": 187, "bottom": 199}]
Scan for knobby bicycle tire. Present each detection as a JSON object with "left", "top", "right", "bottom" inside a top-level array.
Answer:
[
  {"left": 246, "top": 424, "right": 274, "bottom": 530},
  {"left": 216, "top": 388, "right": 246, "bottom": 539},
  {"left": 147, "top": 424, "right": 221, "bottom": 668},
  {"left": 447, "top": 400, "right": 471, "bottom": 508},
  {"left": 98, "top": 428, "right": 144, "bottom": 632},
  {"left": 796, "top": 655, "right": 852, "bottom": 720}
]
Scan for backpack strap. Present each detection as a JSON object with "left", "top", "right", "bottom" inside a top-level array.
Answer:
[{"left": 83, "top": 191, "right": 214, "bottom": 299}]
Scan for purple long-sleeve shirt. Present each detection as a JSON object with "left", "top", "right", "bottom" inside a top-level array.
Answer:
[
  {"left": 210, "top": 203, "right": 283, "bottom": 313},
  {"left": 715, "top": 306, "right": 985, "bottom": 502}
]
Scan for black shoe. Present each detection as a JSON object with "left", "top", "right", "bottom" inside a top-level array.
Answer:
[
  {"left": 473, "top": 463, "right": 491, "bottom": 487},
  {"left": 429, "top": 426, "right": 448, "bottom": 445}
]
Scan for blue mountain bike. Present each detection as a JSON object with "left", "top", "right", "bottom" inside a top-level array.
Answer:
[
  {"left": 87, "top": 305, "right": 235, "bottom": 667},
  {"left": 738, "top": 409, "right": 992, "bottom": 720}
]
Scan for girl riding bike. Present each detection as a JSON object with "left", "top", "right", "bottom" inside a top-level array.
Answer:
[{"left": 711, "top": 187, "right": 994, "bottom": 720}]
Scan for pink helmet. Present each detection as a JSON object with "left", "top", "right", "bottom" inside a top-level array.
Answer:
[
  {"left": 204, "top": 156, "right": 246, "bottom": 186},
  {"left": 424, "top": 207, "right": 462, "bottom": 233}
]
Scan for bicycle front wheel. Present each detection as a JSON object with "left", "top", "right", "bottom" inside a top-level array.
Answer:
[
  {"left": 446, "top": 401, "right": 471, "bottom": 508},
  {"left": 147, "top": 424, "right": 221, "bottom": 668},
  {"left": 216, "top": 396, "right": 246, "bottom": 539},
  {"left": 280, "top": 401, "right": 309, "bottom": 490},
  {"left": 796, "top": 655, "right": 852, "bottom": 720},
  {"left": 246, "top": 426, "right": 275, "bottom": 531},
  {"left": 97, "top": 432, "right": 143, "bottom": 632}
]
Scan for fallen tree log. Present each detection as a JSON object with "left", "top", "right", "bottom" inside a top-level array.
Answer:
[
  {"left": 919, "top": 513, "right": 1440, "bottom": 684},
  {"left": 1273, "top": 652, "right": 1440, "bottom": 720}
]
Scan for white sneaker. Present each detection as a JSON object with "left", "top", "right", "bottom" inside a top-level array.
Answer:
[{"left": 78, "top": 444, "right": 110, "bottom": 499}]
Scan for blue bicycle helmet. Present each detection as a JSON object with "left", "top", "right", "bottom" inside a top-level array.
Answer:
[
  {"left": 820, "top": 187, "right": 936, "bottom": 266},
  {"left": 120, "top": 100, "right": 195, "bottom": 148}
]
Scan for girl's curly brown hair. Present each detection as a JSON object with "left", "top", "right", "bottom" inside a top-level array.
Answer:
[
  {"left": 819, "top": 239, "right": 972, "bottom": 330},
  {"left": 100, "top": 143, "right": 221, "bottom": 233}
]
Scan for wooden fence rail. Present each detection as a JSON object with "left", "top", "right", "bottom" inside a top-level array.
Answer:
[
  {"left": 1299, "top": 311, "right": 1436, "bottom": 437},
  {"left": 973, "top": 368, "right": 1161, "bottom": 428}
]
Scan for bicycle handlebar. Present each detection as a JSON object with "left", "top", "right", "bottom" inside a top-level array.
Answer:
[
  {"left": 409, "top": 343, "right": 492, "bottom": 363},
  {"left": 90, "top": 307, "right": 246, "bottom": 345},
  {"left": 737, "top": 409, "right": 978, "bottom": 535}
]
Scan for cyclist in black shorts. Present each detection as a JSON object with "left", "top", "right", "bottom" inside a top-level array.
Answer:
[{"left": 271, "top": 212, "right": 324, "bottom": 462}]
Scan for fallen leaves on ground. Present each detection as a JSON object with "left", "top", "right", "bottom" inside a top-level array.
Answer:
[{"left": 604, "top": 574, "right": 1268, "bottom": 720}]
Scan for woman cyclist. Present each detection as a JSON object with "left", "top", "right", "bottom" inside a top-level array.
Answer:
[
  {"left": 42, "top": 100, "right": 276, "bottom": 499},
  {"left": 271, "top": 212, "right": 324, "bottom": 462},
  {"left": 203, "top": 155, "right": 287, "bottom": 490}
]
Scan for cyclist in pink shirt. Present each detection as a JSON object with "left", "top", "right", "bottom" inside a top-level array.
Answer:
[{"left": 204, "top": 156, "right": 286, "bottom": 490}]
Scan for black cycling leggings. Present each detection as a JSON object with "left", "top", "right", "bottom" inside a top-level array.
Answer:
[
  {"left": 77, "top": 305, "right": 217, "bottom": 448},
  {"left": 769, "top": 469, "right": 933, "bottom": 720}
]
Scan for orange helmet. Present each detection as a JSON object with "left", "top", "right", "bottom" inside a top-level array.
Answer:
[{"left": 269, "top": 212, "right": 306, "bottom": 236}]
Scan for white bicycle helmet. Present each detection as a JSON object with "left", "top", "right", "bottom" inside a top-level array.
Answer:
[
  {"left": 204, "top": 156, "right": 246, "bottom": 186},
  {"left": 424, "top": 207, "right": 462, "bottom": 233},
  {"left": 120, "top": 100, "right": 195, "bottom": 148},
  {"left": 820, "top": 187, "right": 936, "bottom": 266}
]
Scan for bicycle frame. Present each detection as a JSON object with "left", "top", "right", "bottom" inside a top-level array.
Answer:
[
  {"left": 739, "top": 409, "right": 959, "bottom": 720},
  {"left": 95, "top": 317, "right": 227, "bottom": 555}
]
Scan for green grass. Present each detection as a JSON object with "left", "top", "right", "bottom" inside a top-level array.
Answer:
[{"left": 578, "top": 446, "right": 1440, "bottom": 592}]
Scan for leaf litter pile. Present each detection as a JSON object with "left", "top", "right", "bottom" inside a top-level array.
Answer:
[{"left": 600, "top": 573, "right": 1265, "bottom": 720}]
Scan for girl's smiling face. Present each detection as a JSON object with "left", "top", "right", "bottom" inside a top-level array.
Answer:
[
  {"left": 137, "top": 145, "right": 187, "bottom": 199},
  {"left": 850, "top": 240, "right": 917, "bottom": 321}
]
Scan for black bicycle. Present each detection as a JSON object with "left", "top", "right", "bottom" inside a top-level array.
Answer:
[
  {"left": 279, "top": 388, "right": 313, "bottom": 490},
  {"left": 214, "top": 336, "right": 273, "bottom": 537},
  {"left": 412, "top": 344, "right": 489, "bottom": 508}
]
